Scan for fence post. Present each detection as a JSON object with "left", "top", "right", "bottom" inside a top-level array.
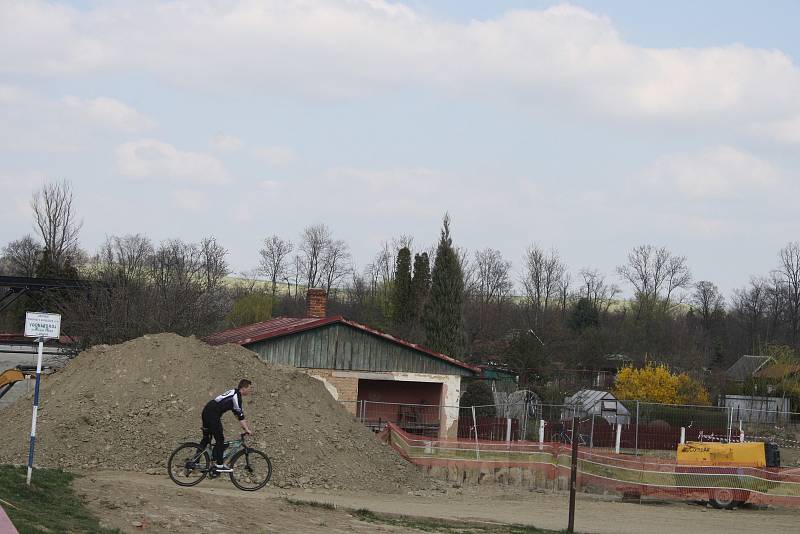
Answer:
[
  {"left": 471, "top": 405, "right": 480, "bottom": 460},
  {"left": 506, "top": 418, "right": 512, "bottom": 443},
  {"left": 680, "top": 427, "right": 685, "bottom": 444},
  {"left": 589, "top": 412, "right": 595, "bottom": 449},
  {"left": 634, "top": 401, "right": 640, "bottom": 456},
  {"left": 739, "top": 420, "right": 744, "bottom": 443},
  {"left": 727, "top": 406, "right": 733, "bottom": 443},
  {"left": 615, "top": 423, "right": 622, "bottom": 454},
  {"left": 539, "top": 419, "right": 545, "bottom": 450}
]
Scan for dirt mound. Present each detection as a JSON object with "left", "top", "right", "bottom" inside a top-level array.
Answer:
[{"left": 0, "top": 333, "right": 430, "bottom": 493}]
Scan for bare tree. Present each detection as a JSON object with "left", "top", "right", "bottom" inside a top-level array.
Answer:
[
  {"left": 320, "top": 238, "right": 352, "bottom": 294},
  {"left": 691, "top": 281, "right": 724, "bottom": 329},
  {"left": 458, "top": 247, "right": 478, "bottom": 299},
  {"left": 521, "top": 245, "right": 566, "bottom": 324},
  {"left": 764, "top": 273, "right": 787, "bottom": 341},
  {"left": 199, "top": 237, "right": 229, "bottom": 293},
  {"left": 1, "top": 235, "right": 41, "bottom": 276},
  {"left": 259, "top": 235, "right": 293, "bottom": 296},
  {"left": 299, "top": 224, "right": 332, "bottom": 288},
  {"left": 289, "top": 254, "right": 304, "bottom": 298},
  {"left": 732, "top": 277, "right": 768, "bottom": 350},
  {"left": 98, "top": 234, "right": 153, "bottom": 286},
  {"left": 578, "top": 268, "right": 620, "bottom": 313},
  {"left": 31, "top": 180, "right": 82, "bottom": 271},
  {"left": 778, "top": 242, "right": 800, "bottom": 346},
  {"left": 473, "top": 248, "right": 512, "bottom": 304},
  {"left": 558, "top": 271, "right": 572, "bottom": 314},
  {"left": 617, "top": 245, "right": 692, "bottom": 315}
]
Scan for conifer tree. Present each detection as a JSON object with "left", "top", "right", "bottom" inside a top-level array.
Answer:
[
  {"left": 411, "top": 252, "right": 431, "bottom": 319},
  {"left": 422, "top": 214, "right": 465, "bottom": 357},
  {"left": 391, "top": 246, "right": 413, "bottom": 333}
]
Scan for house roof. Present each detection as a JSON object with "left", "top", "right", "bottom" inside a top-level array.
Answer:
[
  {"left": 203, "top": 316, "right": 479, "bottom": 374},
  {"left": 754, "top": 363, "right": 800, "bottom": 380},
  {"left": 563, "top": 389, "right": 631, "bottom": 415},
  {"left": 725, "top": 355, "right": 774, "bottom": 381}
]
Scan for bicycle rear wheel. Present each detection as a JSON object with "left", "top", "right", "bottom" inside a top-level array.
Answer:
[
  {"left": 167, "top": 443, "right": 209, "bottom": 487},
  {"left": 229, "top": 448, "right": 272, "bottom": 491}
]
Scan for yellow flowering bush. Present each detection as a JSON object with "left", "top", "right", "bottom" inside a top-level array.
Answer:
[{"left": 613, "top": 363, "right": 710, "bottom": 405}]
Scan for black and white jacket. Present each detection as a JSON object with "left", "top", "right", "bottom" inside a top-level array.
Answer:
[{"left": 207, "top": 389, "right": 246, "bottom": 420}]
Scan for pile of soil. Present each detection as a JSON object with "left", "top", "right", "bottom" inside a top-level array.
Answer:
[{"left": 0, "top": 333, "right": 430, "bottom": 493}]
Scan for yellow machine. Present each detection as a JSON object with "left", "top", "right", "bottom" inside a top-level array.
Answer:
[
  {"left": 677, "top": 441, "right": 767, "bottom": 468},
  {"left": 676, "top": 440, "right": 780, "bottom": 509},
  {"left": 0, "top": 368, "right": 28, "bottom": 400}
]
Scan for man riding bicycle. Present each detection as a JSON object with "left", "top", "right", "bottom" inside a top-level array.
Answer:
[{"left": 199, "top": 379, "right": 254, "bottom": 473}]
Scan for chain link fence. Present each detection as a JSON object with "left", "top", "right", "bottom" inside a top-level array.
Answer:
[{"left": 344, "top": 398, "right": 800, "bottom": 464}]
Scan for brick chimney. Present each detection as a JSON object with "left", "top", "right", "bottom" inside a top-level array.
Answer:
[{"left": 305, "top": 288, "right": 328, "bottom": 318}]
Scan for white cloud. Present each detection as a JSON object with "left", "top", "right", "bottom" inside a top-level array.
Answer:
[
  {"left": 116, "top": 139, "right": 230, "bottom": 185},
  {"left": 321, "top": 167, "right": 513, "bottom": 219},
  {"left": 258, "top": 180, "right": 280, "bottom": 191},
  {"left": 171, "top": 188, "right": 209, "bottom": 212},
  {"left": 252, "top": 146, "right": 296, "bottom": 166},
  {"left": 0, "top": 171, "right": 41, "bottom": 221},
  {"left": 2, "top": 1, "right": 799, "bottom": 124},
  {"left": 643, "top": 146, "right": 781, "bottom": 200},
  {"left": 212, "top": 133, "right": 243, "bottom": 151},
  {"left": 0, "top": 86, "right": 156, "bottom": 152},
  {"left": 752, "top": 115, "right": 800, "bottom": 145},
  {"left": 61, "top": 96, "right": 155, "bottom": 133},
  {"left": 231, "top": 204, "right": 254, "bottom": 224}
]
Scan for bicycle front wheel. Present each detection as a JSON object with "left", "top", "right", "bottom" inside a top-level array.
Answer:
[
  {"left": 167, "top": 443, "right": 209, "bottom": 487},
  {"left": 229, "top": 448, "right": 272, "bottom": 491}
]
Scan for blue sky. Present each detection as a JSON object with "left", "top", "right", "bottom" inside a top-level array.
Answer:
[{"left": 1, "top": 1, "right": 799, "bottom": 297}]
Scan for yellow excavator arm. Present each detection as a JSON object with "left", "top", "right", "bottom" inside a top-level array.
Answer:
[{"left": 0, "top": 369, "right": 25, "bottom": 389}]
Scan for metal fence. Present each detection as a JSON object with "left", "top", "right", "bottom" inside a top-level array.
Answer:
[{"left": 344, "top": 398, "right": 800, "bottom": 458}]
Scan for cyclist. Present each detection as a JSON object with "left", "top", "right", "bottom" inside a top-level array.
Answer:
[{"left": 199, "top": 379, "right": 254, "bottom": 473}]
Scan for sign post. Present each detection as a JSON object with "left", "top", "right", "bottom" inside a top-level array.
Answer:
[{"left": 24, "top": 312, "right": 61, "bottom": 485}]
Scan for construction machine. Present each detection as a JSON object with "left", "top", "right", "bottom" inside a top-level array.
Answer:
[
  {"left": 676, "top": 441, "right": 781, "bottom": 509},
  {"left": 0, "top": 366, "right": 44, "bottom": 401}
]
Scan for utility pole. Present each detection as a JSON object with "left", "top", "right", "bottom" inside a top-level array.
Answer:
[{"left": 567, "top": 416, "right": 579, "bottom": 533}]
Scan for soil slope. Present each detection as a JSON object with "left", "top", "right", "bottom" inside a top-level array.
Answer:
[{"left": 0, "top": 333, "right": 429, "bottom": 493}]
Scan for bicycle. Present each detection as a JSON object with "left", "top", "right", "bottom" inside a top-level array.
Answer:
[
  {"left": 553, "top": 426, "right": 588, "bottom": 446},
  {"left": 167, "top": 432, "right": 272, "bottom": 491}
]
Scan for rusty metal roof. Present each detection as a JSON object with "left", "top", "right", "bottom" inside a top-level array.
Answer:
[{"left": 203, "top": 316, "right": 479, "bottom": 374}]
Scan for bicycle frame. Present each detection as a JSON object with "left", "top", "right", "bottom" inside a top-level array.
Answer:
[{"left": 194, "top": 434, "right": 249, "bottom": 469}]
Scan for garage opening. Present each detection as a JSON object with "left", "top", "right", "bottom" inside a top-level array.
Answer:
[{"left": 357, "top": 379, "right": 442, "bottom": 437}]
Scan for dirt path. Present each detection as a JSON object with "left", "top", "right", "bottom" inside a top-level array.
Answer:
[{"left": 75, "top": 471, "right": 800, "bottom": 534}]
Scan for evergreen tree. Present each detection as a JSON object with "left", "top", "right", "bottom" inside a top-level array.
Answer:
[
  {"left": 391, "top": 247, "right": 413, "bottom": 333},
  {"left": 35, "top": 248, "right": 56, "bottom": 278},
  {"left": 459, "top": 380, "right": 496, "bottom": 418},
  {"left": 568, "top": 298, "right": 600, "bottom": 331},
  {"left": 411, "top": 252, "right": 431, "bottom": 319},
  {"left": 422, "top": 214, "right": 465, "bottom": 357}
]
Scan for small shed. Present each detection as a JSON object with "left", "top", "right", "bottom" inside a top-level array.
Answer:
[{"left": 562, "top": 389, "right": 631, "bottom": 425}]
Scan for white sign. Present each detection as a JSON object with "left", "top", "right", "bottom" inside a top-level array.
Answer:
[{"left": 24, "top": 312, "right": 62, "bottom": 339}]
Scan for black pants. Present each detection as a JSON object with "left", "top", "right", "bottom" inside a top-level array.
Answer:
[{"left": 199, "top": 406, "right": 225, "bottom": 464}]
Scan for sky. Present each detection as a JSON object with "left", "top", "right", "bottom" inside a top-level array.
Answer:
[{"left": 1, "top": 0, "right": 799, "bottom": 297}]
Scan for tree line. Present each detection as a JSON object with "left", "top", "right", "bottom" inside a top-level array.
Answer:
[{"left": 2, "top": 180, "right": 800, "bottom": 402}]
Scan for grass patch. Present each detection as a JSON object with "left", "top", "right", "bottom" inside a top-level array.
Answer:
[
  {"left": 0, "top": 465, "right": 120, "bottom": 534},
  {"left": 285, "top": 497, "right": 336, "bottom": 510},
  {"left": 352, "top": 508, "right": 566, "bottom": 533}
]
